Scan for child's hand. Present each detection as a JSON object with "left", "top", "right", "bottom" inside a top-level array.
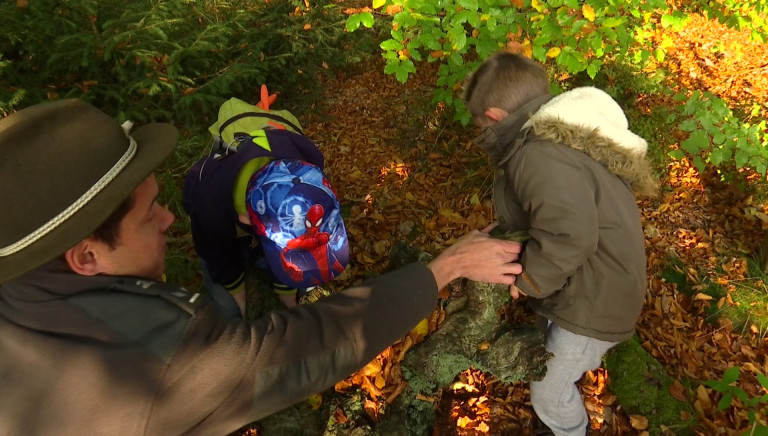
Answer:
[{"left": 509, "top": 283, "right": 527, "bottom": 299}]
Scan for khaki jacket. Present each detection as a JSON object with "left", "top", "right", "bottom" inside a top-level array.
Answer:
[
  {"left": 474, "top": 88, "right": 656, "bottom": 342},
  {"left": 0, "top": 261, "right": 437, "bottom": 435}
]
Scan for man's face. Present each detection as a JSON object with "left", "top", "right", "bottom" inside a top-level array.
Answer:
[{"left": 94, "top": 175, "right": 175, "bottom": 279}]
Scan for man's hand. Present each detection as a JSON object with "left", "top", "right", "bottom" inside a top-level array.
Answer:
[{"left": 427, "top": 227, "right": 523, "bottom": 291}]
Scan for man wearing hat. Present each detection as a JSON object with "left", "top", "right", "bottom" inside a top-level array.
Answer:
[{"left": 0, "top": 99, "right": 524, "bottom": 435}]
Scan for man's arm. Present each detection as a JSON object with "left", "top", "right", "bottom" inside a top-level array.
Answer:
[{"left": 151, "top": 231, "right": 523, "bottom": 434}]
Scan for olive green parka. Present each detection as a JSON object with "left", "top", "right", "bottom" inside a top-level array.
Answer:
[{"left": 474, "top": 87, "right": 657, "bottom": 342}]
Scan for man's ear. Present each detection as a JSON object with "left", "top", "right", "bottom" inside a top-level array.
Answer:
[
  {"left": 64, "top": 238, "right": 106, "bottom": 276},
  {"left": 238, "top": 214, "right": 250, "bottom": 225},
  {"left": 484, "top": 107, "right": 509, "bottom": 123}
]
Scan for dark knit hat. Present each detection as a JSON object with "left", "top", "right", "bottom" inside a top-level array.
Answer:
[{"left": 0, "top": 99, "right": 178, "bottom": 282}]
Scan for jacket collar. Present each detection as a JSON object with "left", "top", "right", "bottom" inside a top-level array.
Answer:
[
  {"left": 473, "top": 87, "right": 658, "bottom": 197},
  {"left": 473, "top": 94, "right": 554, "bottom": 165},
  {"left": 0, "top": 261, "right": 125, "bottom": 337}
]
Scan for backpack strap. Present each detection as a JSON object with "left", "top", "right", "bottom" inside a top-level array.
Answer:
[{"left": 218, "top": 112, "right": 303, "bottom": 137}]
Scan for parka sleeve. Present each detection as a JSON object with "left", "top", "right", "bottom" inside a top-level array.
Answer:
[
  {"left": 509, "top": 145, "right": 599, "bottom": 298},
  {"left": 148, "top": 262, "right": 438, "bottom": 435}
]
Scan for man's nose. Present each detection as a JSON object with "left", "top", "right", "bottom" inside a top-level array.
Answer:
[{"left": 161, "top": 207, "right": 176, "bottom": 231}]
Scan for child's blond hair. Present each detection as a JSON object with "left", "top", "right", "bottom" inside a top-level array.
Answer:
[{"left": 463, "top": 52, "right": 549, "bottom": 122}]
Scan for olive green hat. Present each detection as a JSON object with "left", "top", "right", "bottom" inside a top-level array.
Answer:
[{"left": 0, "top": 99, "right": 178, "bottom": 283}]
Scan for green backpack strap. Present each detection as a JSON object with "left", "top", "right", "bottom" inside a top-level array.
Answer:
[{"left": 208, "top": 97, "right": 303, "bottom": 146}]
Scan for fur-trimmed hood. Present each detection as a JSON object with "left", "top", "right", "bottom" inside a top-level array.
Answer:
[{"left": 475, "top": 87, "right": 658, "bottom": 197}]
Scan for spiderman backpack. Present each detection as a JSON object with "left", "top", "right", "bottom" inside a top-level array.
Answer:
[{"left": 245, "top": 159, "right": 349, "bottom": 289}]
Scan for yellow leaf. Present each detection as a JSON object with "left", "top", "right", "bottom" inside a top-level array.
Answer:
[
  {"left": 694, "top": 293, "right": 714, "bottom": 301},
  {"left": 360, "top": 359, "right": 382, "bottom": 377},
  {"left": 582, "top": 3, "right": 596, "bottom": 22},
  {"left": 531, "top": 0, "right": 546, "bottom": 13},
  {"left": 457, "top": 416, "right": 472, "bottom": 428},
  {"left": 410, "top": 318, "right": 430, "bottom": 339},
  {"left": 522, "top": 39, "right": 533, "bottom": 58},
  {"left": 643, "top": 11, "right": 653, "bottom": 23},
  {"left": 375, "top": 373, "right": 387, "bottom": 389},
  {"left": 546, "top": 47, "right": 561, "bottom": 58},
  {"left": 450, "top": 381, "right": 479, "bottom": 392},
  {"left": 306, "top": 393, "right": 323, "bottom": 410},
  {"left": 629, "top": 414, "right": 649, "bottom": 430},
  {"left": 696, "top": 385, "right": 711, "bottom": 410},
  {"left": 439, "top": 208, "right": 464, "bottom": 221}
]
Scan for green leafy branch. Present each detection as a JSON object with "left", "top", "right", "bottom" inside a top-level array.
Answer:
[
  {"left": 668, "top": 90, "right": 768, "bottom": 176},
  {"left": 346, "top": 0, "right": 670, "bottom": 124},
  {"left": 704, "top": 366, "right": 768, "bottom": 435},
  {"left": 347, "top": 0, "right": 768, "bottom": 125}
]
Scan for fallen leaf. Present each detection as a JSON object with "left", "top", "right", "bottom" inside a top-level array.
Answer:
[
  {"left": 630, "top": 414, "right": 649, "bottom": 430},
  {"left": 410, "top": 318, "right": 430, "bottom": 340},
  {"left": 669, "top": 379, "right": 687, "bottom": 401},
  {"left": 333, "top": 408, "right": 348, "bottom": 424},
  {"left": 306, "top": 393, "right": 323, "bottom": 410}
]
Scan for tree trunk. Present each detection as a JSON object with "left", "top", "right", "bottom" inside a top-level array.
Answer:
[{"left": 246, "top": 240, "right": 550, "bottom": 435}]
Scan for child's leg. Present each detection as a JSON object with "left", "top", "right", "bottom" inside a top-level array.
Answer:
[
  {"left": 273, "top": 281, "right": 298, "bottom": 308},
  {"left": 530, "top": 323, "right": 617, "bottom": 436},
  {"left": 278, "top": 293, "right": 297, "bottom": 308},
  {"left": 231, "top": 288, "right": 247, "bottom": 316}
]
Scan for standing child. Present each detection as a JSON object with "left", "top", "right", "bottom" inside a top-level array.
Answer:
[
  {"left": 183, "top": 86, "right": 348, "bottom": 319},
  {"left": 463, "top": 52, "right": 657, "bottom": 435}
]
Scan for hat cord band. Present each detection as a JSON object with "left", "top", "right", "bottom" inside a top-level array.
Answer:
[{"left": 0, "top": 135, "right": 138, "bottom": 257}]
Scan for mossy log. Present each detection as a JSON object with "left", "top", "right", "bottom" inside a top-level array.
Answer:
[
  {"left": 246, "top": 239, "right": 550, "bottom": 435},
  {"left": 377, "top": 278, "right": 550, "bottom": 435}
]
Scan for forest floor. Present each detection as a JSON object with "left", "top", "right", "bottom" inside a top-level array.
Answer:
[{"left": 244, "top": 10, "right": 768, "bottom": 436}]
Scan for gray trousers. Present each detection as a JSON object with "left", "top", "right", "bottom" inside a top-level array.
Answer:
[{"left": 530, "top": 322, "right": 618, "bottom": 436}]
